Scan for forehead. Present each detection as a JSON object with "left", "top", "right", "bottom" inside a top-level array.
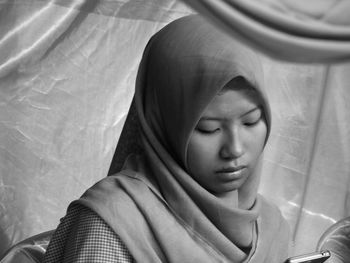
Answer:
[{"left": 202, "top": 89, "right": 261, "bottom": 118}]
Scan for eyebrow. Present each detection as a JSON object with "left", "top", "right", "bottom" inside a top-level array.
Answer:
[{"left": 199, "top": 107, "right": 261, "bottom": 121}]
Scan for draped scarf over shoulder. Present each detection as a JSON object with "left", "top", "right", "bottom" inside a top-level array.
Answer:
[{"left": 74, "top": 15, "right": 290, "bottom": 263}]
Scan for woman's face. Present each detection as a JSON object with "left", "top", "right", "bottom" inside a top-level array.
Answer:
[{"left": 187, "top": 87, "right": 267, "bottom": 194}]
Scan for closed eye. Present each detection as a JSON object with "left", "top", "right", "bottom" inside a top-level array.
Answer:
[
  {"left": 242, "top": 108, "right": 262, "bottom": 127},
  {"left": 195, "top": 127, "right": 220, "bottom": 134},
  {"left": 243, "top": 118, "right": 261, "bottom": 127}
]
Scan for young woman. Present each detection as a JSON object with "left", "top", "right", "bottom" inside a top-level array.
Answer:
[{"left": 44, "top": 14, "right": 290, "bottom": 263}]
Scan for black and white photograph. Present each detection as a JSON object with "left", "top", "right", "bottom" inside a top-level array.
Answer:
[{"left": 0, "top": 1, "right": 350, "bottom": 262}]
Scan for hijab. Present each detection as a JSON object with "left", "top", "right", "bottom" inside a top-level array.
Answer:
[{"left": 74, "top": 14, "right": 290, "bottom": 263}]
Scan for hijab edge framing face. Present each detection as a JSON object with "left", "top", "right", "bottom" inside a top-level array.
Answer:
[
  {"left": 187, "top": 77, "right": 268, "bottom": 205},
  {"left": 135, "top": 14, "right": 271, "bottom": 205},
  {"left": 132, "top": 14, "right": 275, "bottom": 257}
]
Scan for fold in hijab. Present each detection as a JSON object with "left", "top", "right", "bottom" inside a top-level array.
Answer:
[{"left": 74, "top": 14, "right": 290, "bottom": 262}]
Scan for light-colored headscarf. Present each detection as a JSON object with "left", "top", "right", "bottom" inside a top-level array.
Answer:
[{"left": 75, "top": 14, "right": 290, "bottom": 263}]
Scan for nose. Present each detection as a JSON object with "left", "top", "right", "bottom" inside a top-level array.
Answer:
[{"left": 219, "top": 128, "right": 244, "bottom": 160}]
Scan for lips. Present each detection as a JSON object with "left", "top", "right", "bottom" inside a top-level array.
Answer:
[
  {"left": 215, "top": 166, "right": 247, "bottom": 181},
  {"left": 216, "top": 165, "right": 246, "bottom": 173}
]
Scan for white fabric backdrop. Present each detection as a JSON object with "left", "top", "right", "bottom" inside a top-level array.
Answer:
[{"left": 0, "top": 0, "right": 349, "bottom": 257}]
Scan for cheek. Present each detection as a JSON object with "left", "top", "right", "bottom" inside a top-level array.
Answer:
[
  {"left": 248, "top": 123, "right": 267, "bottom": 156},
  {"left": 187, "top": 135, "right": 218, "bottom": 173}
]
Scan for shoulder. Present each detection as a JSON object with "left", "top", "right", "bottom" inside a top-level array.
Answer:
[
  {"left": 67, "top": 205, "right": 134, "bottom": 262},
  {"left": 44, "top": 205, "right": 134, "bottom": 263},
  {"left": 69, "top": 172, "right": 166, "bottom": 240},
  {"left": 73, "top": 172, "right": 163, "bottom": 214},
  {"left": 81, "top": 171, "right": 159, "bottom": 199},
  {"left": 257, "top": 194, "right": 290, "bottom": 234}
]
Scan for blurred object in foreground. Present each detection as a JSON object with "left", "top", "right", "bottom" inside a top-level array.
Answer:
[{"left": 317, "top": 217, "right": 350, "bottom": 263}]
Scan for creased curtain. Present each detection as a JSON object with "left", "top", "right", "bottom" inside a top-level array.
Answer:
[
  {"left": 0, "top": 0, "right": 192, "bottom": 256},
  {"left": 0, "top": 0, "right": 350, "bottom": 258},
  {"left": 182, "top": 0, "right": 350, "bottom": 63}
]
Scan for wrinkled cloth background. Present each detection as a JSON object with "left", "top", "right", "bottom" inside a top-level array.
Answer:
[{"left": 1, "top": 0, "right": 350, "bottom": 258}]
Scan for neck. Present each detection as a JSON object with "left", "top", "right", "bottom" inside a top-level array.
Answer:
[{"left": 215, "top": 190, "right": 239, "bottom": 207}]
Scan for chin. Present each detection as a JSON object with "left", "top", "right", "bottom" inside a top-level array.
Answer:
[{"left": 210, "top": 180, "right": 246, "bottom": 194}]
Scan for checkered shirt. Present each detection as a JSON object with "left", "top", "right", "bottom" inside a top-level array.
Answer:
[{"left": 43, "top": 205, "right": 134, "bottom": 263}]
